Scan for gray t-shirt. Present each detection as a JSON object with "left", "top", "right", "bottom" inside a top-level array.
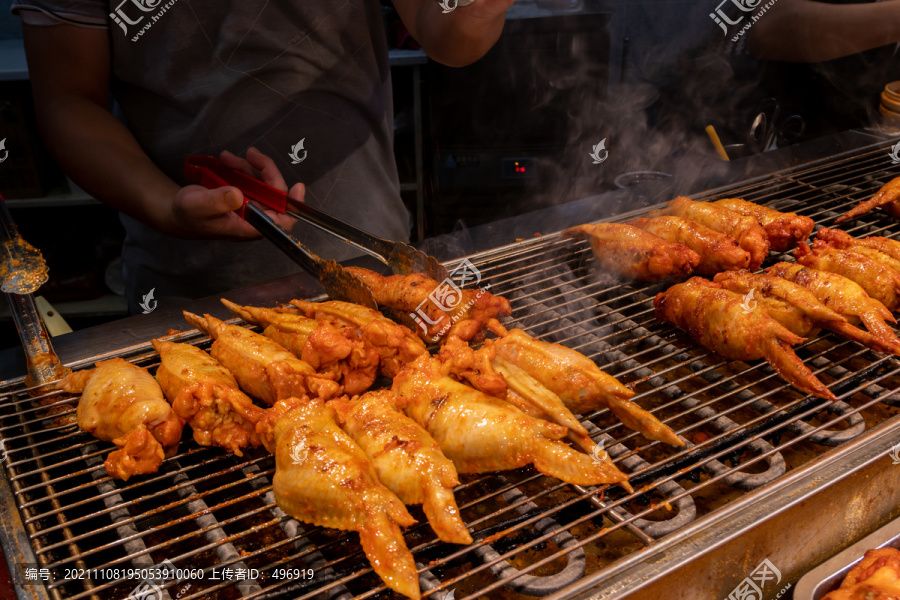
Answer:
[{"left": 13, "top": 0, "right": 409, "bottom": 311}]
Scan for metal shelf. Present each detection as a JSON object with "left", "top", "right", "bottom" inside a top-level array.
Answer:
[
  {"left": 4, "top": 179, "right": 97, "bottom": 209},
  {"left": 0, "top": 294, "right": 127, "bottom": 320}
]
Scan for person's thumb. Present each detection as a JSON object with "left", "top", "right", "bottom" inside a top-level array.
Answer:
[{"left": 288, "top": 182, "right": 305, "bottom": 204}]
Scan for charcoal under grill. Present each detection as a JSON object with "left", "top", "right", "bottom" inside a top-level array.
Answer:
[{"left": 3, "top": 140, "right": 900, "bottom": 600}]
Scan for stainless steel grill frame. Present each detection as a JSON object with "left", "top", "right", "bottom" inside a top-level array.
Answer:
[{"left": 3, "top": 140, "right": 900, "bottom": 600}]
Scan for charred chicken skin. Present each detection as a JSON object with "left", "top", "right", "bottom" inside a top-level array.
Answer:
[
  {"left": 287, "top": 299, "right": 427, "bottom": 377},
  {"left": 794, "top": 241, "right": 900, "bottom": 311},
  {"left": 816, "top": 228, "right": 900, "bottom": 273},
  {"left": 392, "top": 355, "right": 631, "bottom": 488},
  {"left": 627, "top": 215, "right": 751, "bottom": 275},
  {"left": 654, "top": 278, "right": 837, "bottom": 401},
  {"left": 152, "top": 339, "right": 264, "bottom": 455},
  {"left": 183, "top": 312, "right": 340, "bottom": 404},
  {"left": 713, "top": 198, "right": 814, "bottom": 252},
  {"left": 257, "top": 396, "right": 420, "bottom": 600},
  {"left": 767, "top": 262, "right": 900, "bottom": 352},
  {"left": 344, "top": 266, "right": 512, "bottom": 344},
  {"left": 713, "top": 271, "right": 891, "bottom": 354},
  {"left": 57, "top": 358, "right": 183, "bottom": 480},
  {"left": 561, "top": 223, "right": 700, "bottom": 282},
  {"left": 650, "top": 197, "right": 770, "bottom": 269},
  {"left": 834, "top": 176, "right": 900, "bottom": 224},
  {"left": 221, "top": 300, "right": 379, "bottom": 395},
  {"left": 488, "top": 321, "right": 683, "bottom": 447},
  {"left": 330, "top": 391, "right": 473, "bottom": 545}
]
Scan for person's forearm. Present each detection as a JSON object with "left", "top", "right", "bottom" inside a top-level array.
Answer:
[
  {"left": 405, "top": 2, "right": 509, "bottom": 67},
  {"left": 34, "top": 94, "right": 182, "bottom": 234},
  {"left": 749, "top": 0, "right": 900, "bottom": 62}
]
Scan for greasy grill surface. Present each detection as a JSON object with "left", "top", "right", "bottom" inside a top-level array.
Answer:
[{"left": 4, "top": 141, "right": 900, "bottom": 600}]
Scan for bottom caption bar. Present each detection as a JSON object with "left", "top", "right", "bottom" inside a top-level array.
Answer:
[{"left": 15, "top": 559, "right": 314, "bottom": 592}]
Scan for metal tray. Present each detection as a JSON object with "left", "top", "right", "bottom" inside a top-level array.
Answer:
[{"left": 794, "top": 513, "right": 900, "bottom": 600}]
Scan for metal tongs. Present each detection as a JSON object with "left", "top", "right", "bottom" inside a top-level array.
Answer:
[
  {"left": 184, "top": 155, "right": 448, "bottom": 279},
  {"left": 0, "top": 194, "right": 69, "bottom": 387},
  {"left": 184, "top": 156, "right": 377, "bottom": 309}
]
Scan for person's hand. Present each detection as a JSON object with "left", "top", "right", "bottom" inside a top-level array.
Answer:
[{"left": 169, "top": 147, "right": 302, "bottom": 241}]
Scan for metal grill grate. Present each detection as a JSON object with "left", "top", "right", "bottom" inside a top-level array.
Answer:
[{"left": 4, "top": 140, "right": 900, "bottom": 600}]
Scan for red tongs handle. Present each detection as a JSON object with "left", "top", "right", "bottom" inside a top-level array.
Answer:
[{"left": 184, "top": 155, "right": 288, "bottom": 219}]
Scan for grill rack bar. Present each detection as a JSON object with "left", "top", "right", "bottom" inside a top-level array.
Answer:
[
  {"left": 73, "top": 444, "right": 171, "bottom": 600},
  {"left": 1, "top": 139, "right": 900, "bottom": 600}
]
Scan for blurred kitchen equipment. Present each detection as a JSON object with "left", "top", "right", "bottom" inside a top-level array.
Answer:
[
  {"left": 0, "top": 193, "right": 68, "bottom": 387},
  {"left": 747, "top": 98, "right": 805, "bottom": 153},
  {"left": 614, "top": 171, "right": 672, "bottom": 189},
  {"left": 705, "top": 124, "right": 730, "bottom": 161},
  {"left": 427, "top": 7, "right": 611, "bottom": 233},
  {"left": 0, "top": 193, "right": 47, "bottom": 295},
  {"left": 34, "top": 296, "right": 73, "bottom": 337},
  {"left": 880, "top": 81, "right": 900, "bottom": 124},
  {"left": 722, "top": 143, "right": 752, "bottom": 160}
]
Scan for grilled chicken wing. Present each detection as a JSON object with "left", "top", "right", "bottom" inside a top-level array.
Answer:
[
  {"left": 330, "top": 391, "right": 472, "bottom": 545},
  {"left": 258, "top": 396, "right": 420, "bottom": 600},
  {"left": 712, "top": 271, "right": 889, "bottom": 353},
  {"left": 487, "top": 321, "right": 683, "bottom": 447},
  {"left": 431, "top": 336, "right": 628, "bottom": 483},
  {"left": 816, "top": 230, "right": 900, "bottom": 264},
  {"left": 627, "top": 216, "right": 751, "bottom": 274},
  {"left": 221, "top": 300, "right": 379, "bottom": 395},
  {"left": 823, "top": 548, "right": 900, "bottom": 600},
  {"left": 152, "top": 340, "right": 263, "bottom": 455},
  {"left": 650, "top": 197, "right": 770, "bottom": 269},
  {"left": 57, "top": 358, "right": 183, "bottom": 480},
  {"left": 713, "top": 271, "right": 845, "bottom": 326},
  {"left": 834, "top": 176, "right": 900, "bottom": 224},
  {"left": 816, "top": 228, "right": 900, "bottom": 273},
  {"left": 183, "top": 312, "right": 340, "bottom": 404},
  {"left": 287, "top": 299, "right": 427, "bottom": 377},
  {"left": 562, "top": 223, "right": 700, "bottom": 282},
  {"left": 795, "top": 241, "right": 900, "bottom": 311},
  {"left": 654, "top": 278, "right": 837, "bottom": 400},
  {"left": 766, "top": 262, "right": 900, "bottom": 352},
  {"left": 714, "top": 198, "right": 814, "bottom": 251},
  {"left": 436, "top": 335, "right": 508, "bottom": 398},
  {"left": 393, "top": 355, "right": 631, "bottom": 488},
  {"left": 490, "top": 357, "right": 585, "bottom": 436},
  {"left": 344, "top": 267, "right": 512, "bottom": 344},
  {"left": 489, "top": 355, "right": 632, "bottom": 489}
]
